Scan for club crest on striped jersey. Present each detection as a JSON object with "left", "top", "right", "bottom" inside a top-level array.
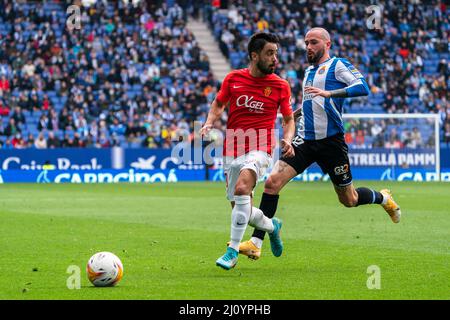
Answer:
[
  {"left": 263, "top": 86, "right": 272, "bottom": 97},
  {"left": 318, "top": 66, "right": 327, "bottom": 74}
]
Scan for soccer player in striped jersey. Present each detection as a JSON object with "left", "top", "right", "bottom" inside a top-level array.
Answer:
[{"left": 236, "top": 27, "right": 401, "bottom": 260}]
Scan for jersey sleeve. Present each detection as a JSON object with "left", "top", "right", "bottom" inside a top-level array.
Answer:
[
  {"left": 279, "top": 81, "right": 293, "bottom": 116},
  {"left": 216, "top": 73, "right": 232, "bottom": 104},
  {"left": 334, "top": 59, "right": 369, "bottom": 97}
]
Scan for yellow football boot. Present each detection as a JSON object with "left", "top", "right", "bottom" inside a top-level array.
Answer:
[
  {"left": 380, "top": 189, "right": 401, "bottom": 223},
  {"left": 227, "top": 240, "right": 261, "bottom": 260}
]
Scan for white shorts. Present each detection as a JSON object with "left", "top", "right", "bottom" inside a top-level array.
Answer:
[{"left": 223, "top": 150, "right": 272, "bottom": 201}]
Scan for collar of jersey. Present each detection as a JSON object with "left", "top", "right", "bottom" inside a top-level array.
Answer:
[
  {"left": 312, "top": 56, "right": 335, "bottom": 69},
  {"left": 245, "top": 68, "right": 271, "bottom": 79}
]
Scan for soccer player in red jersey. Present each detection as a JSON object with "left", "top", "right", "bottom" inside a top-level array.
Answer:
[{"left": 200, "top": 33, "right": 295, "bottom": 270}]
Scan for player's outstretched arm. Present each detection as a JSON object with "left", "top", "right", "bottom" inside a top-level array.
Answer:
[
  {"left": 304, "top": 58, "right": 370, "bottom": 99},
  {"left": 281, "top": 114, "right": 295, "bottom": 158},
  {"left": 304, "top": 79, "right": 369, "bottom": 99},
  {"left": 200, "top": 98, "right": 227, "bottom": 136},
  {"left": 293, "top": 108, "right": 303, "bottom": 122},
  {"left": 344, "top": 78, "right": 370, "bottom": 97}
]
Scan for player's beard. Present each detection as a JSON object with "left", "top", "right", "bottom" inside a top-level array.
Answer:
[
  {"left": 307, "top": 48, "right": 325, "bottom": 64},
  {"left": 256, "top": 60, "right": 275, "bottom": 75}
]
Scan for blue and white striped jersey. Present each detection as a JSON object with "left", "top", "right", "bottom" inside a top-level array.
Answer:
[{"left": 298, "top": 56, "right": 369, "bottom": 141}]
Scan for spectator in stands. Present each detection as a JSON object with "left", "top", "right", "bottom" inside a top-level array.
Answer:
[
  {"left": 11, "top": 106, "right": 25, "bottom": 126},
  {"left": 29, "top": 94, "right": 40, "bottom": 113},
  {"left": 383, "top": 94, "right": 395, "bottom": 113},
  {"left": 34, "top": 132, "right": 47, "bottom": 149},
  {"left": 47, "top": 131, "right": 60, "bottom": 148},
  {"left": 345, "top": 129, "right": 356, "bottom": 145},
  {"left": 431, "top": 75, "right": 447, "bottom": 98},
  {"left": 41, "top": 94, "right": 50, "bottom": 111},
  {"left": 37, "top": 114, "right": 49, "bottom": 131},
  {"left": 48, "top": 109, "right": 59, "bottom": 131},
  {"left": 437, "top": 59, "right": 448, "bottom": 77},
  {"left": 0, "top": 75, "right": 9, "bottom": 97},
  {"left": 370, "top": 120, "right": 383, "bottom": 138},
  {"left": 97, "top": 133, "right": 111, "bottom": 148},
  {"left": 125, "top": 120, "right": 141, "bottom": 140},
  {"left": 2, "top": 138, "right": 13, "bottom": 149},
  {"left": 355, "top": 130, "right": 365, "bottom": 147},
  {"left": 11, "top": 132, "right": 25, "bottom": 148},
  {"left": 109, "top": 117, "right": 126, "bottom": 136},
  {"left": 22, "top": 60, "right": 35, "bottom": 77},
  {"left": 17, "top": 93, "right": 30, "bottom": 111},
  {"left": 256, "top": 16, "right": 269, "bottom": 32},
  {"left": 410, "top": 127, "right": 423, "bottom": 148},
  {"left": 74, "top": 113, "right": 89, "bottom": 138},
  {"left": 398, "top": 42, "right": 410, "bottom": 60},
  {"left": 142, "top": 130, "right": 159, "bottom": 148},
  {"left": 0, "top": 99, "right": 10, "bottom": 116},
  {"left": 385, "top": 136, "right": 403, "bottom": 149},
  {"left": 4, "top": 117, "right": 20, "bottom": 137}
]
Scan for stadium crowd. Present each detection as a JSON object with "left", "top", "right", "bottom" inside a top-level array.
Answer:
[
  {"left": 0, "top": 0, "right": 217, "bottom": 149},
  {"left": 0, "top": 0, "right": 448, "bottom": 150}
]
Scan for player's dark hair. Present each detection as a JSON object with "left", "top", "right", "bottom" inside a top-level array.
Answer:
[{"left": 247, "top": 32, "right": 279, "bottom": 61}]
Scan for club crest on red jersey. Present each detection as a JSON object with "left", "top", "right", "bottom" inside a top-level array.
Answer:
[{"left": 263, "top": 86, "right": 272, "bottom": 97}]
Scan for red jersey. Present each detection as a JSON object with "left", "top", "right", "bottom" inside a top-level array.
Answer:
[{"left": 216, "top": 68, "right": 293, "bottom": 157}]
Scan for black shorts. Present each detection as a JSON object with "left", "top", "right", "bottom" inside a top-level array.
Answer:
[{"left": 281, "top": 134, "right": 352, "bottom": 187}]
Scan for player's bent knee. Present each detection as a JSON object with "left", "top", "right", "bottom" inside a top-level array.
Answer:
[
  {"left": 264, "top": 176, "right": 282, "bottom": 194},
  {"left": 234, "top": 183, "right": 252, "bottom": 196}
]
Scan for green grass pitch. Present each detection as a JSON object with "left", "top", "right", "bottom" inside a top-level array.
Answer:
[{"left": 0, "top": 181, "right": 449, "bottom": 300}]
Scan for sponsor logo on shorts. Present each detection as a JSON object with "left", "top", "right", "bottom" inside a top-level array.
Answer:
[
  {"left": 334, "top": 164, "right": 349, "bottom": 175},
  {"left": 292, "top": 136, "right": 304, "bottom": 147}
]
